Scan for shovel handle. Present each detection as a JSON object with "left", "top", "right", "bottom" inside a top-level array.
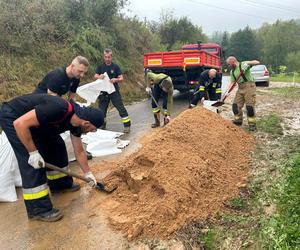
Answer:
[{"left": 45, "top": 162, "right": 91, "bottom": 184}]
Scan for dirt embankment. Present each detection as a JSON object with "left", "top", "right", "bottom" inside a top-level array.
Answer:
[{"left": 95, "top": 107, "right": 255, "bottom": 240}]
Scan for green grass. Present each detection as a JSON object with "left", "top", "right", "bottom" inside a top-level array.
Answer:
[
  {"left": 257, "top": 113, "right": 283, "bottom": 135},
  {"left": 271, "top": 74, "right": 300, "bottom": 83},
  {"left": 272, "top": 87, "right": 300, "bottom": 99},
  {"left": 201, "top": 229, "right": 216, "bottom": 250},
  {"left": 225, "top": 197, "right": 247, "bottom": 210},
  {"left": 260, "top": 152, "right": 300, "bottom": 249}
]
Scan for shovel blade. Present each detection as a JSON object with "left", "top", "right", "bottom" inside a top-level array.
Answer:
[
  {"left": 211, "top": 101, "right": 225, "bottom": 107},
  {"left": 95, "top": 182, "right": 117, "bottom": 193}
]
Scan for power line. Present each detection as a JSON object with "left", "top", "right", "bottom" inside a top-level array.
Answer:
[
  {"left": 186, "top": 0, "right": 270, "bottom": 21},
  {"left": 243, "top": 0, "right": 300, "bottom": 15}
]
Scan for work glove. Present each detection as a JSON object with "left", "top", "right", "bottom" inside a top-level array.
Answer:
[
  {"left": 28, "top": 150, "right": 45, "bottom": 169},
  {"left": 145, "top": 87, "right": 152, "bottom": 94},
  {"left": 84, "top": 171, "right": 97, "bottom": 187},
  {"left": 164, "top": 115, "right": 171, "bottom": 126}
]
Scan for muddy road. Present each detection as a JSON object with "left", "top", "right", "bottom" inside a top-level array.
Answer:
[{"left": 1, "top": 79, "right": 297, "bottom": 250}]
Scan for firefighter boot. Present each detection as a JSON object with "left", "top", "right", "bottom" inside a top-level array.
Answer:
[
  {"left": 151, "top": 113, "right": 160, "bottom": 128},
  {"left": 28, "top": 208, "right": 63, "bottom": 222}
]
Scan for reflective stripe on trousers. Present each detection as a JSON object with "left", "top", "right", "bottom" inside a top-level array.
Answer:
[
  {"left": 23, "top": 183, "right": 49, "bottom": 200},
  {"left": 152, "top": 108, "right": 160, "bottom": 113},
  {"left": 121, "top": 116, "right": 131, "bottom": 123}
]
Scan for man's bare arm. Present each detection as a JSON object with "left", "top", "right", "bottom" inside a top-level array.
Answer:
[
  {"left": 70, "top": 134, "right": 90, "bottom": 174},
  {"left": 245, "top": 60, "right": 260, "bottom": 66},
  {"left": 13, "top": 110, "right": 40, "bottom": 152},
  {"left": 110, "top": 74, "right": 124, "bottom": 83}
]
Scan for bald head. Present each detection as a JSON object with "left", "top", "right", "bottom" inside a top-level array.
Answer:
[
  {"left": 208, "top": 69, "right": 217, "bottom": 79},
  {"left": 226, "top": 56, "right": 239, "bottom": 69}
]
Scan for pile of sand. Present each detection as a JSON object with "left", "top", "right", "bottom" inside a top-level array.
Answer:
[{"left": 99, "top": 107, "right": 255, "bottom": 240}]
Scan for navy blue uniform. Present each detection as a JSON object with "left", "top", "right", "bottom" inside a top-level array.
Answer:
[
  {"left": 96, "top": 63, "right": 130, "bottom": 128},
  {"left": 0, "top": 94, "right": 82, "bottom": 217},
  {"left": 191, "top": 70, "right": 222, "bottom": 106},
  {"left": 33, "top": 67, "right": 79, "bottom": 96}
]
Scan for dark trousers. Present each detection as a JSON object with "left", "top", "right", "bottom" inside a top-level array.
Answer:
[
  {"left": 152, "top": 84, "right": 168, "bottom": 114},
  {"left": 0, "top": 104, "right": 73, "bottom": 217},
  {"left": 98, "top": 90, "right": 130, "bottom": 127}
]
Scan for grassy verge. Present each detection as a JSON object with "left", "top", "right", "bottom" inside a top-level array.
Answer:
[
  {"left": 257, "top": 113, "right": 283, "bottom": 136},
  {"left": 271, "top": 74, "right": 300, "bottom": 83},
  {"left": 260, "top": 149, "right": 300, "bottom": 249},
  {"left": 272, "top": 87, "right": 300, "bottom": 99}
]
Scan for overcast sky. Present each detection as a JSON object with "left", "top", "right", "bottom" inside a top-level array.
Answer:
[{"left": 125, "top": 0, "right": 300, "bottom": 35}]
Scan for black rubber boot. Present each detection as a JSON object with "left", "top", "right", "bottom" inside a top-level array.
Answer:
[
  {"left": 233, "top": 120, "right": 243, "bottom": 126},
  {"left": 151, "top": 113, "right": 160, "bottom": 128},
  {"left": 51, "top": 183, "right": 81, "bottom": 194},
  {"left": 123, "top": 126, "right": 131, "bottom": 133},
  {"left": 28, "top": 208, "right": 63, "bottom": 222}
]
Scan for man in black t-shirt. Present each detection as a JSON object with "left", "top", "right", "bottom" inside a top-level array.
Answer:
[
  {"left": 94, "top": 49, "right": 131, "bottom": 133},
  {"left": 190, "top": 69, "right": 222, "bottom": 108},
  {"left": 0, "top": 94, "right": 104, "bottom": 222},
  {"left": 33, "top": 56, "right": 89, "bottom": 100}
]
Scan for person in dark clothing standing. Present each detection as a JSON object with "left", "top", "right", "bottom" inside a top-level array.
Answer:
[
  {"left": 33, "top": 56, "right": 89, "bottom": 100},
  {"left": 190, "top": 69, "right": 222, "bottom": 108},
  {"left": 33, "top": 56, "right": 93, "bottom": 160},
  {"left": 94, "top": 49, "right": 131, "bottom": 133},
  {"left": 0, "top": 94, "right": 104, "bottom": 222}
]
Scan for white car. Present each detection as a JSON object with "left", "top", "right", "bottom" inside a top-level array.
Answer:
[{"left": 250, "top": 64, "right": 270, "bottom": 87}]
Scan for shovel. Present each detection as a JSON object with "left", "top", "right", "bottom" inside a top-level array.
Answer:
[
  {"left": 45, "top": 162, "right": 117, "bottom": 193},
  {"left": 212, "top": 71, "right": 244, "bottom": 107}
]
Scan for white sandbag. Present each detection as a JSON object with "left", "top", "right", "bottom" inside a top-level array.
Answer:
[
  {"left": 86, "top": 140, "right": 122, "bottom": 157},
  {"left": 116, "top": 139, "right": 130, "bottom": 149},
  {"left": 82, "top": 129, "right": 130, "bottom": 157},
  {"left": 0, "top": 132, "right": 18, "bottom": 202},
  {"left": 14, "top": 167, "right": 22, "bottom": 187},
  {"left": 81, "top": 129, "right": 123, "bottom": 144},
  {"left": 0, "top": 173, "right": 17, "bottom": 202},
  {"left": 77, "top": 73, "right": 115, "bottom": 104}
]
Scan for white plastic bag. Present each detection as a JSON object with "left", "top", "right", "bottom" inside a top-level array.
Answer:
[
  {"left": 81, "top": 129, "right": 129, "bottom": 157},
  {"left": 0, "top": 173, "right": 17, "bottom": 202},
  {"left": 0, "top": 132, "right": 18, "bottom": 202},
  {"left": 77, "top": 73, "right": 115, "bottom": 104}
]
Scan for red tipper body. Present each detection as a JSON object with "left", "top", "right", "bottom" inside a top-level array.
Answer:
[{"left": 144, "top": 43, "right": 222, "bottom": 91}]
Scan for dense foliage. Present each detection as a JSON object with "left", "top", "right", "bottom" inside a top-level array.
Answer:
[{"left": 211, "top": 20, "right": 300, "bottom": 73}]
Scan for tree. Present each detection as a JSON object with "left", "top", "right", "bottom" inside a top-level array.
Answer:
[
  {"left": 158, "top": 11, "right": 207, "bottom": 49},
  {"left": 227, "top": 26, "right": 259, "bottom": 61},
  {"left": 286, "top": 51, "right": 300, "bottom": 73},
  {"left": 257, "top": 20, "right": 300, "bottom": 72}
]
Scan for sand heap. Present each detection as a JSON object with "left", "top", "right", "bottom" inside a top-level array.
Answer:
[{"left": 100, "top": 107, "right": 255, "bottom": 240}]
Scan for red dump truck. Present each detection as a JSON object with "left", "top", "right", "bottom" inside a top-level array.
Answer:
[{"left": 144, "top": 43, "right": 222, "bottom": 91}]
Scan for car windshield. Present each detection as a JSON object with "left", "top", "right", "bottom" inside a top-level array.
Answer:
[{"left": 251, "top": 65, "right": 266, "bottom": 71}]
